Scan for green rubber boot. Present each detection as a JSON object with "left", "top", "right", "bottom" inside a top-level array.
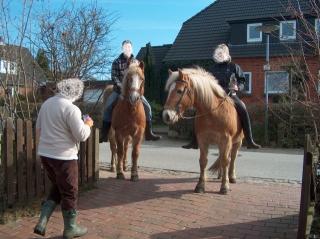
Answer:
[
  {"left": 62, "top": 209, "right": 88, "bottom": 239},
  {"left": 34, "top": 200, "right": 57, "bottom": 236}
]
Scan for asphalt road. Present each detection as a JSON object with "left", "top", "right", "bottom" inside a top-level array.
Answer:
[{"left": 99, "top": 135, "right": 304, "bottom": 182}]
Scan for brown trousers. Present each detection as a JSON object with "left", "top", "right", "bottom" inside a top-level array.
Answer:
[{"left": 41, "top": 156, "right": 78, "bottom": 210}]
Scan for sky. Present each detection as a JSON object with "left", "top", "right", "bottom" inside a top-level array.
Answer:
[
  {"left": 104, "top": 0, "right": 214, "bottom": 55},
  {"left": 3, "top": 0, "right": 214, "bottom": 78}
]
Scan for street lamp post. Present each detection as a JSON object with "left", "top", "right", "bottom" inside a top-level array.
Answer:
[{"left": 256, "top": 24, "right": 279, "bottom": 145}]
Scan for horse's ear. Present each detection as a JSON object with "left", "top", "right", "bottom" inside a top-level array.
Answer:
[
  {"left": 139, "top": 61, "right": 144, "bottom": 71},
  {"left": 168, "top": 69, "right": 173, "bottom": 76}
]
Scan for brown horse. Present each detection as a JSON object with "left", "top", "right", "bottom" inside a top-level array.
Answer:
[
  {"left": 102, "top": 85, "right": 129, "bottom": 172},
  {"left": 162, "top": 67, "right": 244, "bottom": 194},
  {"left": 111, "top": 61, "right": 146, "bottom": 181}
]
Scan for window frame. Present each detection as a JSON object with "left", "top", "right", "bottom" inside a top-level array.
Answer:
[
  {"left": 247, "top": 23, "right": 263, "bottom": 43},
  {"left": 242, "top": 72, "right": 252, "bottom": 94},
  {"left": 279, "top": 20, "right": 296, "bottom": 41},
  {"left": 265, "top": 71, "right": 289, "bottom": 94}
]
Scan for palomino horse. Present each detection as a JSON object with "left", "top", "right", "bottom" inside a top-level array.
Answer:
[
  {"left": 102, "top": 85, "right": 129, "bottom": 172},
  {"left": 162, "top": 67, "right": 244, "bottom": 194},
  {"left": 111, "top": 61, "right": 146, "bottom": 181}
]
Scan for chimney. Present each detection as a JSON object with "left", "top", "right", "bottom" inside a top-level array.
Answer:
[{"left": 0, "top": 36, "right": 5, "bottom": 46}]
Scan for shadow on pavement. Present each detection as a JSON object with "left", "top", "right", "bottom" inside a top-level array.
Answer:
[
  {"left": 150, "top": 214, "right": 298, "bottom": 239},
  {"left": 78, "top": 176, "right": 222, "bottom": 210}
]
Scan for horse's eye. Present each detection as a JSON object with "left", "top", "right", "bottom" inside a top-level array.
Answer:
[{"left": 176, "top": 89, "right": 183, "bottom": 94}]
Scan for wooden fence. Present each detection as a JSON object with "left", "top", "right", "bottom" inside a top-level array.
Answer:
[
  {"left": 297, "top": 135, "right": 320, "bottom": 239},
  {"left": 0, "top": 118, "right": 99, "bottom": 212}
]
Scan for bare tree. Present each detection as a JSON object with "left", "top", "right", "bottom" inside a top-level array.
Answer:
[
  {"left": 266, "top": 0, "right": 320, "bottom": 146},
  {"left": 0, "top": 1, "right": 115, "bottom": 121},
  {"left": 37, "top": 3, "right": 115, "bottom": 81}
]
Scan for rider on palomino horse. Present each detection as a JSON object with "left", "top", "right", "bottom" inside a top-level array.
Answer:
[
  {"left": 182, "top": 44, "right": 261, "bottom": 149},
  {"left": 100, "top": 40, "right": 161, "bottom": 143}
]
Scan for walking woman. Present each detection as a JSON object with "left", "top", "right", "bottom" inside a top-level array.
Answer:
[{"left": 34, "top": 78, "right": 94, "bottom": 239}]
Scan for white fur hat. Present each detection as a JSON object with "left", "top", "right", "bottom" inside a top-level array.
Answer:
[
  {"left": 57, "top": 78, "right": 84, "bottom": 102},
  {"left": 213, "top": 44, "right": 231, "bottom": 63}
]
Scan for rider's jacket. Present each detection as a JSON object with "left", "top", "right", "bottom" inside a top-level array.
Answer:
[
  {"left": 207, "top": 62, "right": 246, "bottom": 94},
  {"left": 111, "top": 53, "right": 135, "bottom": 93}
]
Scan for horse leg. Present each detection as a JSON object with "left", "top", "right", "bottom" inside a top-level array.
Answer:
[
  {"left": 123, "top": 137, "right": 130, "bottom": 172},
  {"left": 229, "top": 141, "right": 242, "bottom": 184},
  {"left": 219, "top": 139, "right": 232, "bottom": 194},
  {"left": 194, "top": 142, "right": 209, "bottom": 193},
  {"left": 115, "top": 135, "right": 125, "bottom": 180},
  {"left": 109, "top": 132, "right": 117, "bottom": 172},
  {"left": 130, "top": 133, "right": 143, "bottom": 182}
]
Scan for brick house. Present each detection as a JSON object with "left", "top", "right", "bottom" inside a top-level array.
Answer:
[
  {"left": 0, "top": 39, "right": 46, "bottom": 97},
  {"left": 161, "top": 0, "right": 320, "bottom": 105}
]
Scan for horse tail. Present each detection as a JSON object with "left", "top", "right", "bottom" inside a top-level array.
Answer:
[{"left": 208, "top": 158, "right": 220, "bottom": 174}]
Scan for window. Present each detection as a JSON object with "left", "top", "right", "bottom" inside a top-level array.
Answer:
[
  {"left": 0, "top": 60, "right": 17, "bottom": 75},
  {"left": 265, "top": 71, "right": 289, "bottom": 94},
  {"left": 243, "top": 72, "right": 252, "bottom": 94},
  {"left": 280, "top": 20, "right": 296, "bottom": 40},
  {"left": 247, "top": 23, "right": 262, "bottom": 42},
  {"left": 315, "top": 18, "right": 320, "bottom": 36}
]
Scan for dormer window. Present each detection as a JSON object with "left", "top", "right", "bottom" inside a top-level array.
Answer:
[
  {"left": 315, "top": 18, "right": 320, "bottom": 36},
  {"left": 247, "top": 23, "right": 262, "bottom": 42},
  {"left": 280, "top": 20, "right": 296, "bottom": 40}
]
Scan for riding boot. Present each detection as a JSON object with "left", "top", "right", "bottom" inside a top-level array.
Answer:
[
  {"left": 62, "top": 209, "right": 87, "bottom": 239},
  {"left": 99, "top": 121, "right": 111, "bottom": 143},
  {"left": 34, "top": 200, "right": 57, "bottom": 236},
  {"left": 237, "top": 104, "right": 261, "bottom": 149},
  {"left": 145, "top": 121, "right": 161, "bottom": 141},
  {"left": 182, "top": 133, "right": 198, "bottom": 149}
]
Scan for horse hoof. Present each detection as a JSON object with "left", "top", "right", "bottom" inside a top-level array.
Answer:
[
  {"left": 116, "top": 173, "right": 125, "bottom": 180},
  {"left": 229, "top": 178, "right": 236, "bottom": 184},
  {"left": 130, "top": 175, "right": 139, "bottom": 182},
  {"left": 219, "top": 188, "right": 229, "bottom": 195},
  {"left": 194, "top": 186, "right": 205, "bottom": 193}
]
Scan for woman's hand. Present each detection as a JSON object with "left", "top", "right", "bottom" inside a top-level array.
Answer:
[{"left": 83, "top": 115, "right": 94, "bottom": 127}]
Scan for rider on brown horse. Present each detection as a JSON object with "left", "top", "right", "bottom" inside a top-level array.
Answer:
[
  {"left": 182, "top": 44, "right": 261, "bottom": 149},
  {"left": 100, "top": 40, "right": 161, "bottom": 143}
]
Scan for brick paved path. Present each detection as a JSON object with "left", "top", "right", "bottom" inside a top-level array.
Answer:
[{"left": 0, "top": 169, "right": 300, "bottom": 239}]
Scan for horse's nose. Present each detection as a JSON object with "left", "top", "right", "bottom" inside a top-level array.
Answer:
[
  {"left": 129, "top": 92, "right": 139, "bottom": 104},
  {"left": 162, "top": 110, "right": 170, "bottom": 124}
]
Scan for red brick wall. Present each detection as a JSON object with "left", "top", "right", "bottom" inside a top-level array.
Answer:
[{"left": 233, "top": 56, "right": 320, "bottom": 105}]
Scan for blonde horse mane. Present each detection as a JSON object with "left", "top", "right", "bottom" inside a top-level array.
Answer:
[
  {"left": 121, "top": 61, "right": 144, "bottom": 96},
  {"left": 166, "top": 67, "right": 233, "bottom": 107}
]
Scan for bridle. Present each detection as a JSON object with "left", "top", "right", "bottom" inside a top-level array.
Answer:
[
  {"left": 164, "top": 80, "right": 193, "bottom": 117},
  {"left": 121, "top": 76, "right": 145, "bottom": 105}
]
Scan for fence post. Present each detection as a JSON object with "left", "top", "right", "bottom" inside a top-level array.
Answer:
[
  {"left": 297, "top": 134, "right": 313, "bottom": 239},
  {"left": 0, "top": 132, "right": 5, "bottom": 220},
  {"left": 25, "top": 120, "right": 35, "bottom": 201},
  {"left": 4, "top": 118, "right": 15, "bottom": 207},
  {"left": 87, "top": 132, "right": 93, "bottom": 184},
  {"left": 16, "top": 118, "right": 27, "bottom": 203},
  {"left": 34, "top": 126, "right": 43, "bottom": 197},
  {"left": 80, "top": 141, "right": 87, "bottom": 185},
  {"left": 94, "top": 128, "right": 99, "bottom": 181}
]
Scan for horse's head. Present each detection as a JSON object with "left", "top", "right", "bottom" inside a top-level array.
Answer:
[
  {"left": 122, "top": 61, "right": 145, "bottom": 105},
  {"left": 162, "top": 69, "right": 194, "bottom": 125}
]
